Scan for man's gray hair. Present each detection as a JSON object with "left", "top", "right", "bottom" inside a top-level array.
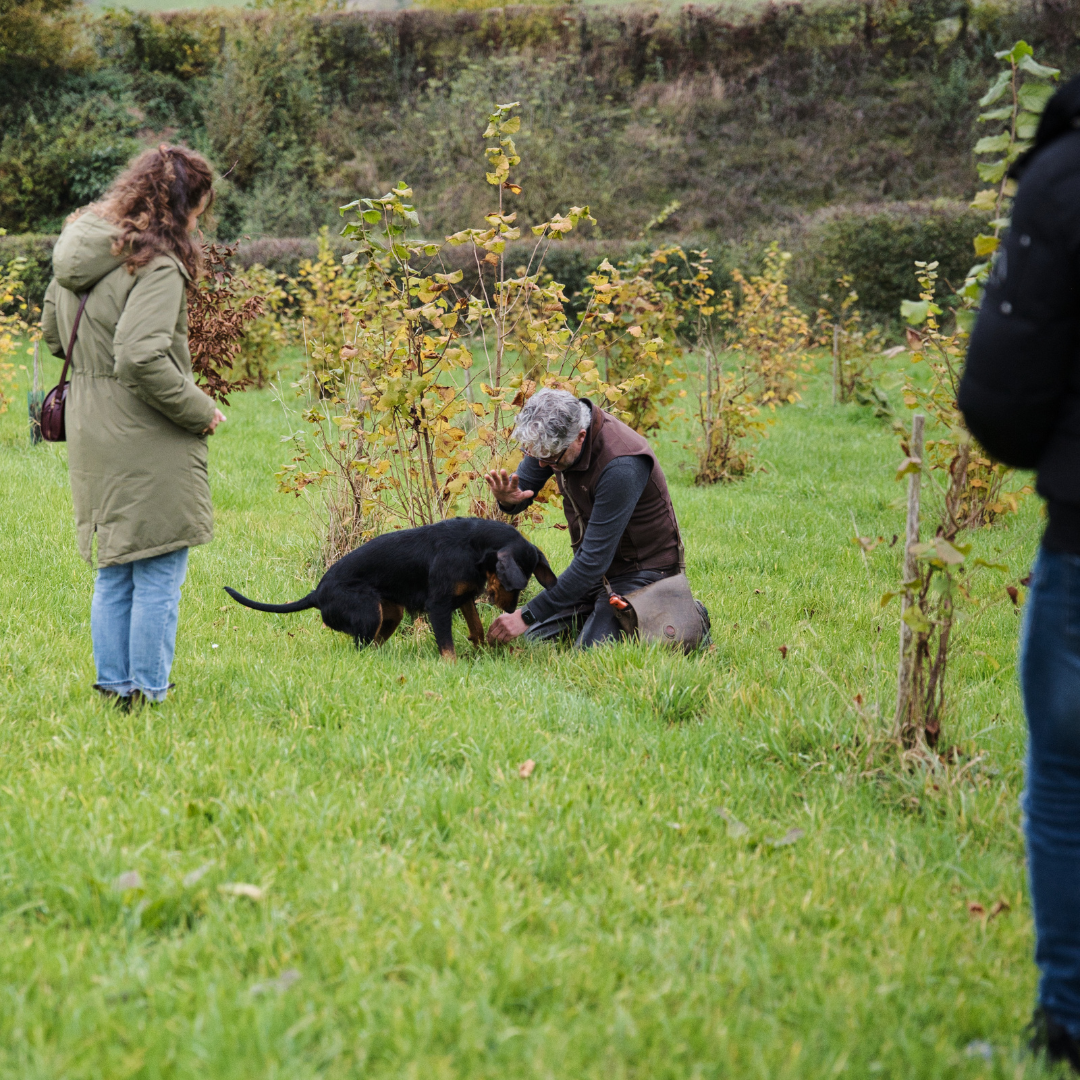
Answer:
[{"left": 513, "top": 388, "right": 592, "bottom": 460}]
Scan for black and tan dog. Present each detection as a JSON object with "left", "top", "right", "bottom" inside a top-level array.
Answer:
[{"left": 225, "top": 518, "right": 557, "bottom": 658}]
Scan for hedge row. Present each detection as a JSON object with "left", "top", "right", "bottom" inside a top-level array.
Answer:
[
  {"left": 1, "top": 200, "right": 985, "bottom": 324},
  {"left": 782, "top": 200, "right": 989, "bottom": 318}
]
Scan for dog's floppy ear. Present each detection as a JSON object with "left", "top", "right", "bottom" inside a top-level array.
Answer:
[
  {"left": 533, "top": 547, "right": 558, "bottom": 588},
  {"left": 495, "top": 547, "right": 529, "bottom": 591}
]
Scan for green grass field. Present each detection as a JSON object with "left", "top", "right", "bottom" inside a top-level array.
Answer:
[{"left": 0, "top": 349, "right": 1055, "bottom": 1078}]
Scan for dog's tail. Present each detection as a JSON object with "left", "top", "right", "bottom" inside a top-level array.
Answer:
[{"left": 224, "top": 586, "right": 317, "bottom": 614}]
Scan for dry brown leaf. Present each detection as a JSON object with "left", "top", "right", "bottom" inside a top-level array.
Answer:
[
  {"left": 182, "top": 862, "right": 215, "bottom": 888},
  {"left": 250, "top": 969, "right": 301, "bottom": 995},
  {"left": 518, "top": 759, "right": 536, "bottom": 779},
  {"left": 716, "top": 808, "right": 749, "bottom": 838},
  {"left": 768, "top": 827, "right": 804, "bottom": 848},
  {"left": 967, "top": 901, "right": 986, "bottom": 917},
  {"left": 220, "top": 882, "right": 266, "bottom": 901},
  {"left": 989, "top": 899, "right": 1011, "bottom": 920}
]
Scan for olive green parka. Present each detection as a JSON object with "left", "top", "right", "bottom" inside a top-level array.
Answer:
[{"left": 41, "top": 211, "right": 219, "bottom": 567}]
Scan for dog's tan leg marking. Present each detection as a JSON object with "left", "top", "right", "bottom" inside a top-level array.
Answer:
[
  {"left": 374, "top": 601, "right": 404, "bottom": 645},
  {"left": 460, "top": 597, "right": 485, "bottom": 647},
  {"left": 439, "top": 645, "right": 457, "bottom": 662}
]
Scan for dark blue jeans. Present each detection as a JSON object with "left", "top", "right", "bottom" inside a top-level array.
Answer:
[{"left": 1021, "top": 546, "right": 1080, "bottom": 1036}]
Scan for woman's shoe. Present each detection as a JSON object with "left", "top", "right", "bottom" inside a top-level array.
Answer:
[{"left": 93, "top": 684, "right": 130, "bottom": 708}]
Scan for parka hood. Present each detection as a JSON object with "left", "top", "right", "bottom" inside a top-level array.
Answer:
[{"left": 52, "top": 211, "right": 127, "bottom": 294}]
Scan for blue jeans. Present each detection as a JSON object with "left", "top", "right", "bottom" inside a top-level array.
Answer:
[
  {"left": 91, "top": 548, "right": 189, "bottom": 703},
  {"left": 1020, "top": 546, "right": 1080, "bottom": 1037}
]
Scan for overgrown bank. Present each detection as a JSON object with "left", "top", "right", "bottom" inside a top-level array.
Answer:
[{"left": 1, "top": 0, "right": 1075, "bottom": 247}]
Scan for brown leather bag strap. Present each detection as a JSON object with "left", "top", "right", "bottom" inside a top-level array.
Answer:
[{"left": 57, "top": 293, "right": 90, "bottom": 394}]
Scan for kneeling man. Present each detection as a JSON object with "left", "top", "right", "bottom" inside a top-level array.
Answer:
[{"left": 485, "top": 387, "right": 682, "bottom": 647}]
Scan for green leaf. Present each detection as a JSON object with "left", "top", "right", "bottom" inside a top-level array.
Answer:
[
  {"left": 979, "top": 70, "right": 1011, "bottom": 107},
  {"left": 895, "top": 456, "right": 921, "bottom": 480},
  {"left": 361, "top": 209, "right": 382, "bottom": 224},
  {"left": 978, "top": 105, "right": 1013, "bottom": 122},
  {"left": 932, "top": 538, "right": 967, "bottom": 565},
  {"left": 973, "top": 234, "right": 1000, "bottom": 257},
  {"left": 499, "top": 116, "right": 521, "bottom": 134},
  {"left": 969, "top": 188, "right": 998, "bottom": 212},
  {"left": 880, "top": 591, "right": 899, "bottom": 608},
  {"left": 423, "top": 244, "right": 441, "bottom": 256},
  {"left": 1018, "top": 81, "right": 1055, "bottom": 113},
  {"left": 974, "top": 133, "right": 1011, "bottom": 155},
  {"left": 1016, "top": 112, "right": 1041, "bottom": 140},
  {"left": 902, "top": 606, "right": 934, "bottom": 634},
  {"left": 977, "top": 159, "right": 1008, "bottom": 184},
  {"left": 995, "top": 40, "right": 1033, "bottom": 64},
  {"left": 1018, "top": 55, "right": 1060, "bottom": 80},
  {"left": 973, "top": 558, "right": 1009, "bottom": 572},
  {"left": 900, "top": 299, "right": 939, "bottom": 326},
  {"left": 954, "top": 308, "right": 976, "bottom": 333}
]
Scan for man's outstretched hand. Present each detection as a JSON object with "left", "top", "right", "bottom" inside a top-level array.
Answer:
[
  {"left": 488, "top": 609, "right": 528, "bottom": 644},
  {"left": 484, "top": 468, "right": 534, "bottom": 507}
]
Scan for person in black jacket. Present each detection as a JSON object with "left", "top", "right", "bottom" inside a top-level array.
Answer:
[{"left": 959, "top": 73, "right": 1080, "bottom": 1072}]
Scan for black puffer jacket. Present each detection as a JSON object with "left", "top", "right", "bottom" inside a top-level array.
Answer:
[{"left": 959, "top": 74, "right": 1080, "bottom": 551}]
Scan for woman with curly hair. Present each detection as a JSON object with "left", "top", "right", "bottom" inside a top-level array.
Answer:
[{"left": 41, "top": 144, "right": 225, "bottom": 709}]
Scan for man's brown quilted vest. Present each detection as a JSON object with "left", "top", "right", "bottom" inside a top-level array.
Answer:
[{"left": 556, "top": 401, "right": 681, "bottom": 577}]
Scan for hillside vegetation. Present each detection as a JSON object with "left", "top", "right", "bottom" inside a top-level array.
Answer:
[{"left": 1, "top": 0, "right": 1076, "bottom": 245}]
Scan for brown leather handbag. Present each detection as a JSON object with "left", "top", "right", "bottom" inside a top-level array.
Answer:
[{"left": 40, "top": 292, "right": 89, "bottom": 443}]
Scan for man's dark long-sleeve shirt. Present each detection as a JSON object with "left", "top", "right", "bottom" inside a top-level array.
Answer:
[{"left": 499, "top": 454, "right": 652, "bottom": 621}]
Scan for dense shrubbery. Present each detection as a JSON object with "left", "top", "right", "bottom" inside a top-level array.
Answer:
[{"left": 786, "top": 201, "right": 992, "bottom": 321}]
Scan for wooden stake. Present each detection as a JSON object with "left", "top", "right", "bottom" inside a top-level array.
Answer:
[
  {"left": 894, "top": 413, "right": 924, "bottom": 735},
  {"left": 832, "top": 322, "right": 840, "bottom": 405}
]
